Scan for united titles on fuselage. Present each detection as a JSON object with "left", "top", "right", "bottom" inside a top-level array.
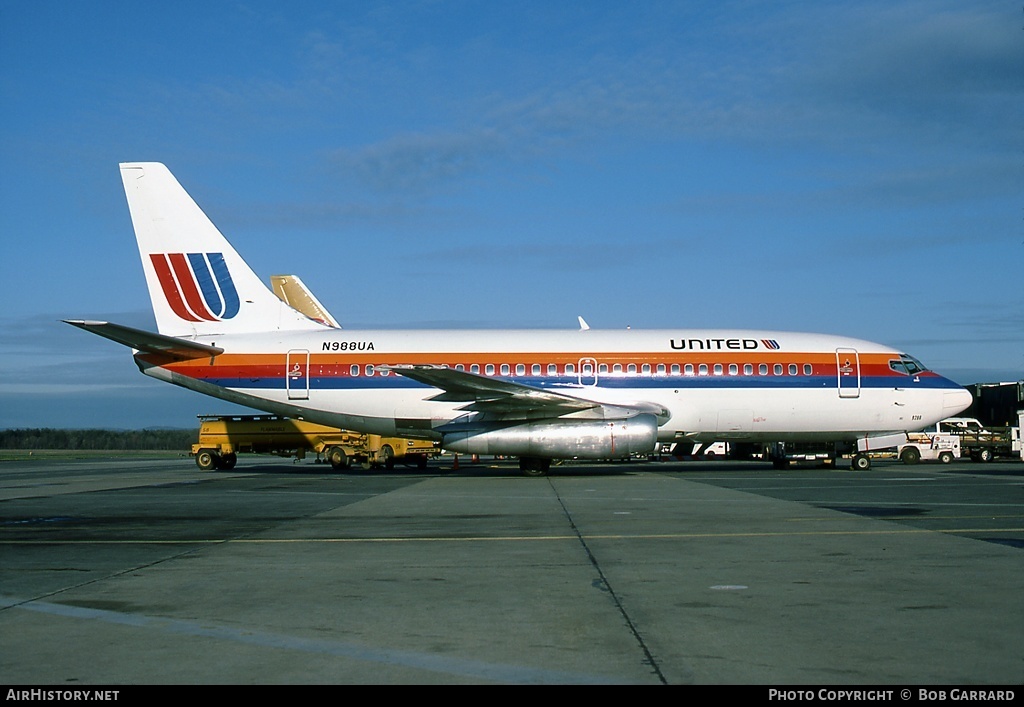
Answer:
[{"left": 669, "top": 338, "right": 770, "bottom": 351}]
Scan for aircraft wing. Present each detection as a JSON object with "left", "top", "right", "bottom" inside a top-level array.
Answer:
[
  {"left": 63, "top": 320, "right": 223, "bottom": 359},
  {"left": 379, "top": 364, "right": 667, "bottom": 420},
  {"left": 379, "top": 364, "right": 599, "bottom": 415}
]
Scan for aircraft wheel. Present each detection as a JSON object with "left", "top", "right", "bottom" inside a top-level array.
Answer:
[
  {"left": 196, "top": 449, "right": 217, "bottom": 471},
  {"left": 519, "top": 457, "right": 550, "bottom": 477},
  {"left": 900, "top": 447, "right": 921, "bottom": 465},
  {"left": 851, "top": 454, "right": 871, "bottom": 471},
  {"left": 327, "top": 446, "right": 349, "bottom": 470},
  {"left": 938, "top": 451, "right": 953, "bottom": 464}
]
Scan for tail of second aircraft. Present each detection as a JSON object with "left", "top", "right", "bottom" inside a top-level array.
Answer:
[{"left": 120, "top": 162, "right": 325, "bottom": 338}]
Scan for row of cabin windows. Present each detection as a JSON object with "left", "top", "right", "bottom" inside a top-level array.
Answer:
[{"left": 346, "top": 362, "right": 816, "bottom": 377}]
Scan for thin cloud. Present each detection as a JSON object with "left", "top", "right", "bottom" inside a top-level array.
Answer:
[{"left": 327, "top": 128, "right": 511, "bottom": 192}]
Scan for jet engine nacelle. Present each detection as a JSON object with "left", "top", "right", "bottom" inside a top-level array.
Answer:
[{"left": 442, "top": 414, "right": 659, "bottom": 459}]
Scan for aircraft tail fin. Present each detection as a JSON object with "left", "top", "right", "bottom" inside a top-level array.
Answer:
[
  {"left": 270, "top": 274, "right": 341, "bottom": 328},
  {"left": 119, "top": 162, "right": 326, "bottom": 337}
]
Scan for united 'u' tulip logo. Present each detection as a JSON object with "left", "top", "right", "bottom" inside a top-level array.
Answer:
[{"left": 150, "top": 253, "right": 240, "bottom": 321}]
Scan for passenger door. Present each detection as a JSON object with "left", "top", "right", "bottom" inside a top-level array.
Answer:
[
  {"left": 836, "top": 348, "right": 860, "bottom": 399},
  {"left": 286, "top": 349, "right": 310, "bottom": 400}
]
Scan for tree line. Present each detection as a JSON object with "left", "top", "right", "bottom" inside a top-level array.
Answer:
[{"left": 0, "top": 428, "right": 196, "bottom": 451}]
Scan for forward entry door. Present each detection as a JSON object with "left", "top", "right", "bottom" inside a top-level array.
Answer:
[{"left": 836, "top": 347, "right": 860, "bottom": 399}]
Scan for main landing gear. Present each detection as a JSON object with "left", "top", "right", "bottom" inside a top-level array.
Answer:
[{"left": 518, "top": 457, "right": 551, "bottom": 477}]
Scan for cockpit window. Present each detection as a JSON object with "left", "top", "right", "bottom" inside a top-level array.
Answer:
[{"left": 889, "top": 354, "right": 928, "bottom": 376}]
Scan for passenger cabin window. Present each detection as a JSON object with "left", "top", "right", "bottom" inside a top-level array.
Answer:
[
  {"left": 759, "top": 363, "right": 768, "bottom": 375},
  {"left": 628, "top": 363, "right": 638, "bottom": 374},
  {"left": 516, "top": 364, "right": 525, "bottom": 376},
  {"left": 567, "top": 363, "right": 576, "bottom": 374},
  {"left": 350, "top": 365, "right": 359, "bottom": 376},
  {"left": 743, "top": 363, "right": 753, "bottom": 375},
  {"left": 683, "top": 364, "right": 693, "bottom": 376},
  {"left": 774, "top": 364, "right": 783, "bottom": 375},
  {"left": 803, "top": 364, "right": 813, "bottom": 375},
  {"left": 657, "top": 364, "right": 666, "bottom": 375},
  {"left": 532, "top": 364, "right": 541, "bottom": 376},
  {"left": 788, "top": 364, "right": 798, "bottom": 376},
  {"left": 713, "top": 363, "right": 723, "bottom": 376},
  {"left": 471, "top": 364, "right": 480, "bottom": 374},
  {"left": 485, "top": 364, "right": 495, "bottom": 375},
  {"left": 699, "top": 364, "right": 709, "bottom": 376},
  {"left": 501, "top": 364, "right": 510, "bottom": 376},
  {"left": 365, "top": 364, "right": 374, "bottom": 376},
  {"left": 729, "top": 364, "right": 738, "bottom": 375},
  {"left": 671, "top": 364, "right": 680, "bottom": 375}
]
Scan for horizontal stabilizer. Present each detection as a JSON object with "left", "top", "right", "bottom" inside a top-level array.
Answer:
[{"left": 63, "top": 320, "right": 223, "bottom": 359}]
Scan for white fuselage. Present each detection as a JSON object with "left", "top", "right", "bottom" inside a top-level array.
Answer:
[{"left": 137, "top": 327, "right": 973, "bottom": 446}]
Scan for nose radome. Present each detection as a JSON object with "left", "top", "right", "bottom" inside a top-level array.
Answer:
[{"left": 943, "top": 388, "right": 973, "bottom": 415}]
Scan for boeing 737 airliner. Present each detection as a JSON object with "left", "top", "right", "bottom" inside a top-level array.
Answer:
[{"left": 66, "top": 163, "right": 973, "bottom": 474}]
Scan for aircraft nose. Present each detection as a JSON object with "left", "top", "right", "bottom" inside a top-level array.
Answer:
[{"left": 943, "top": 387, "right": 973, "bottom": 416}]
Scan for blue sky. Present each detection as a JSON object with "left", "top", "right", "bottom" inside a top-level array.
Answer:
[{"left": 1, "top": 1, "right": 1021, "bottom": 429}]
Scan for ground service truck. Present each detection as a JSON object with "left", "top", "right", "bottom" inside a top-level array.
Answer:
[
  {"left": 938, "top": 416, "right": 1023, "bottom": 462},
  {"left": 191, "top": 415, "right": 441, "bottom": 471}
]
